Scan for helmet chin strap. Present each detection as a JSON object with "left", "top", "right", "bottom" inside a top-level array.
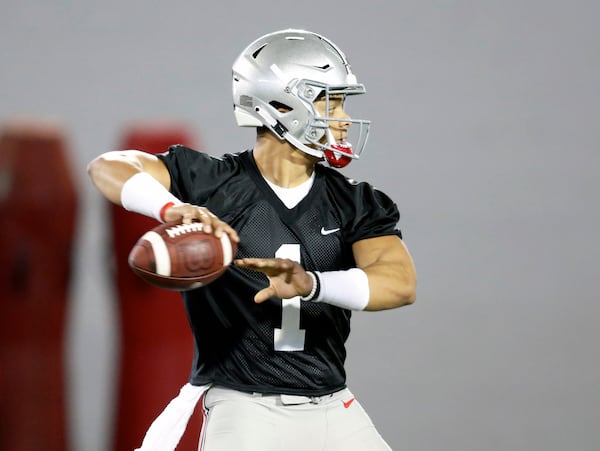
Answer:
[
  {"left": 282, "top": 133, "right": 322, "bottom": 159},
  {"left": 285, "top": 129, "right": 355, "bottom": 168},
  {"left": 256, "top": 105, "right": 355, "bottom": 168},
  {"left": 254, "top": 106, "right": 322, "bottom": 159}
]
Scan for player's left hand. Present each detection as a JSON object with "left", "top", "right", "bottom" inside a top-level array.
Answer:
[{"left": 234, "top": 258, "right": 313, "bottom": 303}]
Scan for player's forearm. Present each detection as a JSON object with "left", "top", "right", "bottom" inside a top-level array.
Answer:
[
  {"left": 350, "top": 235, "right": 416, "bottom": 311},
  {"left": 362, "top": 262, "right": 416, "bottom": 311},
  {"left": 88, "top": 151, "right": 184, "bottom": 223}
]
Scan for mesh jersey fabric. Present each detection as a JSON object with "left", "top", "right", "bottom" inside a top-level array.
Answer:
[{"left": 157, "top": 146, "right": 402, "bottom": 396}]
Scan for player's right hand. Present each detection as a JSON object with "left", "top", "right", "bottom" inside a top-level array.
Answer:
[{"left": 163, "top": 203, "right": 240, "bottom": 243}]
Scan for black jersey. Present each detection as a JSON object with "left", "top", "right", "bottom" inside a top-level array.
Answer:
[{"left": 157, "top": 146, "right": 402, "bottom": 396}]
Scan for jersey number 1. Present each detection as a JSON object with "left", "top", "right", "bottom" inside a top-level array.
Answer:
[{"left": 274, "top": 244, "right": 306, "bottom": 351}]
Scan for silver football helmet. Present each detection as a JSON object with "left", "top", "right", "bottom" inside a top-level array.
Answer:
[{"left": 232, "top": 29, "right": 370, "bottom": 167}]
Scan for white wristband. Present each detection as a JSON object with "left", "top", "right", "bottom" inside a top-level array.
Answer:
[
  {"left": 300, "top": 271, "right": 320, "bottom": 301},
  {"left": 120, "top": 172, "right": 182, "bottom": 222},
  {"left": 310, "top": 268, "right": 370, "bottom": 311}
]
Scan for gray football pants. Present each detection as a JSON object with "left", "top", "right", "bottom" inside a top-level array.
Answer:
[{"left": 199, "top": 386, "right": 392, "bottom": 451}]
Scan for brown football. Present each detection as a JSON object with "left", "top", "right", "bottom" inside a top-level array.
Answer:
[{"left": 128, "top": 220, "right": 237, "bottom": 291}]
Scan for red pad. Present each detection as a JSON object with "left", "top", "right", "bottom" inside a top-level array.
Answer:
[
  {"left": 0, "top": 119, "right": 77, "bottom": 451},
  {"left": 110, "top": 121, "right": 203, "bottom": 451}
]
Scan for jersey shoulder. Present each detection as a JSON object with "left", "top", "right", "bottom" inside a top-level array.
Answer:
[
  {"left": 316, "top": 165, "right": 402, "bottom": 241},
  {"left": 159, "top": 145, "right": 245, "bottom": 173},
  {"left": 157, "top": 146, "right": 248, "bottom": 196},
  {"left": 317, "top": 164, "right": 396, "bottom": 209}
]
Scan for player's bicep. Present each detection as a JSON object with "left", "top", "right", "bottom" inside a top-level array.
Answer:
[
  {"left": 352, "top": 235, "right": 407, "bottom": 268},
  {"left": 88, "top": 150, "right": 172, "bottom": 204},
  {"left": 136, "top": 151, "right": 172, "bottom": 190}
]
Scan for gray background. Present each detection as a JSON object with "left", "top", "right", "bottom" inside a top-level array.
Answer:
[{"left": 2, "top": 1, "right": 599, "bottom": 450}]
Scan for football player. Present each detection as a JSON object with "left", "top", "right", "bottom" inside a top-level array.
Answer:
[{"left": 88, "top": 29, "right": 417, "bottom": 451}]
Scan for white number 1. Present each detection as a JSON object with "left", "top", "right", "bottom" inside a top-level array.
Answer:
[{"left": 273, "top": 244, "right": 306, "bottom": 351}]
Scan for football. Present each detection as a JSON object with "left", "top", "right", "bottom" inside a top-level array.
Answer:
[{"left": 128, "top": 220, "right": 237, "bottom": 291}]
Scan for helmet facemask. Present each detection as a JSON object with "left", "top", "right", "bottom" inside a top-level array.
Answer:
[{"left": 293, "top": 80, "right": 370, "bottom": 167}]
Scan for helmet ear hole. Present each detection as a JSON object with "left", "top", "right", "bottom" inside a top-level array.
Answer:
[{"left": 269, "top": 101, "right": 293, "bottom": 112}]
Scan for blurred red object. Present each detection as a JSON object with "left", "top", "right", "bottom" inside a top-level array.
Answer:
[
  {"left": 109, "top": 121, "right": 203, "bottom": 451},
  {"left": 0, "top": 118, "right": 77, "bottom": 451}
]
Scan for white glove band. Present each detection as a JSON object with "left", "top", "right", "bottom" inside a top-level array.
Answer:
[
  {"left": 120, "top": 172, "right": 182, "bottom": 222},
  {"left": 310, "top": 268, "right": 370, "bottom": 311}
]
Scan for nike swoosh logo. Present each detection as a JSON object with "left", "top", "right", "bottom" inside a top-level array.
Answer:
[
  {"left": 342, "top": 398, "right": 355, "bottom": 408},
  {"left": 320, "top": 227, "right": 340, "bottom": 235}
]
